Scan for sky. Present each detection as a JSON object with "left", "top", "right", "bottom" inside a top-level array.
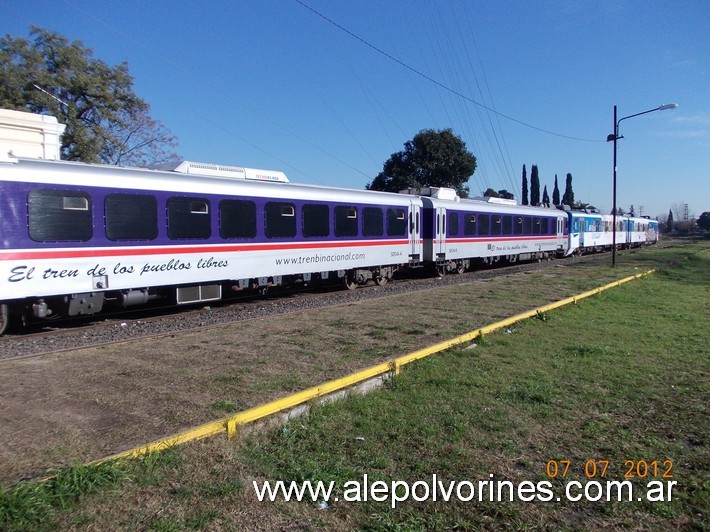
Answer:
[{"left": 2, "top": 0, "right": 709, "bottom": 220}]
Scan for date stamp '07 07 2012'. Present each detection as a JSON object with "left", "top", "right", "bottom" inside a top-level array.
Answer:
[{"left": 545, "top": 459, "right": 673, "bottom": 480}]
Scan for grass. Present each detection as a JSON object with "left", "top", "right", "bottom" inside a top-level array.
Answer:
[
  {"left": 233, "top": 243, "right": 708, "bottom": 529},
  {"left": 1, "top": 240, "right": 708, "bottom": 529},
  {"left": 0, "top": 460, "right": 130, "bottom": 531}
]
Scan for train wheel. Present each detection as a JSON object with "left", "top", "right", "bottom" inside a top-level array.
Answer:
[
  {"left": 0, "top": 304, "right": 8, "bottom": 336},
  {"left": 456, "top": 263, "right": 466, "bottom": 275},
  {"left": 436, "top": 264, "right": 447, "bottom": 277},
  {"left": 343, "top": 273, "right": 358, "bottom": 290},
  {"left": 374, "top": 275, "right": 388, "bottom": 286}
]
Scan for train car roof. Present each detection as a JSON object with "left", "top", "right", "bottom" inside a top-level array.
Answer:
[
  {"left": 1, "top": 157, "right": 420, "bottom": 206},
  {"left": 568, "top": 210, "right": 603, "bottom": 218},
  {"left": 422, "top": 195, "right": 567, "bottom": 217}
]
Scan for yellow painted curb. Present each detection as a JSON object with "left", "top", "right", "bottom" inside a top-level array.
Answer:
[{"left": 93, "top": 268, "right": 655, "bottom": 466}]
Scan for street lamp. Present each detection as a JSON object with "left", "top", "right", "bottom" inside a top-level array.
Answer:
[{"left": 606, "top": 103, "right": 678, "bottom": 266}]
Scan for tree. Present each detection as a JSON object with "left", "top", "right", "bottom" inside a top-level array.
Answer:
[
  {"left": 542, "top": 185, "right": 550, "bottom": 206},
  {"left": 697, "top": 211, "right": 710, "bottom": 231},
  {"left": 629, "top": 205, "right": 636, "bottom": 217},
  {"left": 530, "top": 165, "right": 540, "bottom": 206},
  {"left": 367, "top": 128, "right": 477, "bottom": 197},
  {"left": 552, "top": 174, "right": 560, "bottom": 206},
  {"left": 521, "top": 164, "right": 528, "bottom": 205},
  {"left": 497, "top": 189, "right": 515, "bottom": 200},
  {"left": 667, "top": 209, "right": 674, "bottom": 232},
  {"left": 562, "top": 173, "right": 575, "bottom": 207},
  {"left": 0, "top": 26, "right": 179, "bottom": 165},
  {"left": 483, "top": 188, "right": 500, "bottom": 198}
]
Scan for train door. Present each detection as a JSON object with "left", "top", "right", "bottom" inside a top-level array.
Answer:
[
  {"left": 556, "top": 217, "right": 565, "bottom": 250},
  {"left": 579, "top": 216, "right": 585, "bottom": 247},
  {"left": 626, "top": 219, "right": 633, "bottom": 246},
  {"left": 436, "top": 206, "right": 446, "bottom": 257},
  {"left": 409, "top": 202, "right": 421, "bottom": 262}
]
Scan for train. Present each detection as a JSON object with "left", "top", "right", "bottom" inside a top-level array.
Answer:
[{"left": 0, "top": 156, "right": 659, "bottom": 334}]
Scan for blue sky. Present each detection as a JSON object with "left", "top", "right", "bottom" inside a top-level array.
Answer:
[{"left": 3, "top": 0, "right": 708, "bottom": 219}]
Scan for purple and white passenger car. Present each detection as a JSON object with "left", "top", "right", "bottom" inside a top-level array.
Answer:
[
  {"left": 0, "top": 157, "right": 423, "bottom": 333},
  {"left": 411, "top": 187, "right": 568, "bottom": 275}
]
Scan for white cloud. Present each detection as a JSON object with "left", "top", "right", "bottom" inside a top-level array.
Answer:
[{"left": 670, "top": 113, "right": 710, "bottom": 126}]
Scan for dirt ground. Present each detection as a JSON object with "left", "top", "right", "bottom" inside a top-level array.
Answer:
[{"left": 0, "top": 258, "right": 646, "bottom": 485}]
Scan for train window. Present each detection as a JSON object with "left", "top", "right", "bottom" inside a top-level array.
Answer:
[
  {"left": 335, "top": 205, "right": 358, "bottom": 237},
  {"left": 265, "top": 201, "right": 297, "bottom": 238},
  {"left": 302, "top": 204, "right": 329, "bottom": 238},
  {"left": 478, "top": 214, "right": 490, "bottom": 235},
  {"left": 29, "top": 189, "right": 93, "bottom": 242},
  {"left": 387, "top": 208, "right": 407, "bottom": 236},
  {"left": 220, "top": 199, "right": 257, "bottom": 239},
  {"left": 363, "top": 207, "right": 383, "bottom": 236},
  {"left": 502, "top": 216, "right": 513, "bottom": 236},
  {"left": 514, "top": 217, "right": 523, "bottom": 235},
  {"left": 167, "top": 197, "right": 211, "bottom": 239},
  {"left": 464, "top": 213, "right": 476, "bottom": 235},
  {"left": 533, "top": 217, "right": 541, "bottom": 235},
  {"left": 105, "top": 193, "right": 158, "bottom": 241},
  {"left": 523, "top": 217, "right": 532, "bottom": 235},
  {"left": 490, "top": 215, "right": 502, "bottom": 235},
  {"left": 540, "top": 218, "right": 549, "bottom": 234},
  {"left": 449, "top": 212, "right": 459, "bottom": 236}
]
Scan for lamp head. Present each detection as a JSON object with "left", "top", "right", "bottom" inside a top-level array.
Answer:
[{"left": 658, "top": 103, "right": 679, "bottom": 111}]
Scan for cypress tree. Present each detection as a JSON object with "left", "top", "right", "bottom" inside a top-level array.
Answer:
[
  {"left": 542, "top": 185, "right": 550, "bottom": 206},
  {"left": 667, "top": 209, "right": 674, "bottom": 232},
  {"left": 562, "top": 173, "right": 574, "bottom": 206},
  {"left": 521, "top": 164, "right": 529, "bottom": 205},
  {"left": 530, "top": 165, "right": 540, "bottom": 206},
  {"left": 552, "top": 174, "right": 560, "bottom": 205}
]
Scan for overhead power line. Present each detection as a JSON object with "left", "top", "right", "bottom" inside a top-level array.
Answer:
[{"left": 295, "top": 0, "right": 603, "bottom": 144}]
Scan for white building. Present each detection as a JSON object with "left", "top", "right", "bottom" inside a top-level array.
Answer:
[{"left": 0, "top": 108, "right": 65, "bottom": 161}]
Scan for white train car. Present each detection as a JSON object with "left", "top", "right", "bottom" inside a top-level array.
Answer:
[
  {"left": 566, "top": 211, "right": 606, "bottom": 255},
  {"left": 625, "top": 216, "right": 659, "bottom": 247},
  {"left": 0, "top": 157, "right": 424, "bottom": 332},
  {"left": 406, "top": 188, "right": 568, "bottom": 275}
]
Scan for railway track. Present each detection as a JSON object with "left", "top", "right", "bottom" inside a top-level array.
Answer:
[{"left": 0, "top": 248, "right": 652, "bottom": 361}]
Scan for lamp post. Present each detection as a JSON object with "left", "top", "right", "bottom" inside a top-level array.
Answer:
[{"left": 606, "top": 103, "right": 678, "bottom": 266}]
